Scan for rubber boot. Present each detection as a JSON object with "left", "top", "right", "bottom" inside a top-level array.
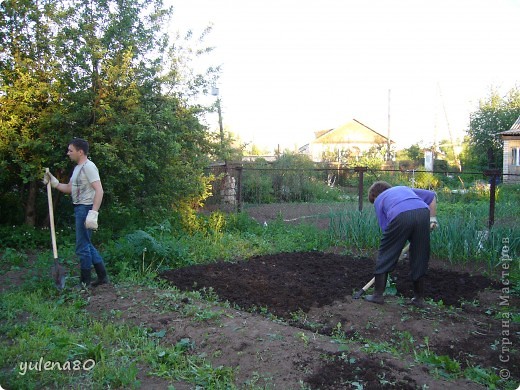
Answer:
[
  {"left": 365, "top": 273, "right": 388, "bottom": 304},
  {"left": 410, "top": 277, "right": 426, "bottom": 308},
  {"left": 92, "top": 262, "right": 109, "bottom": 287},
  {"left": 77, "top": 268, "right": 91, "bottom": 289}
]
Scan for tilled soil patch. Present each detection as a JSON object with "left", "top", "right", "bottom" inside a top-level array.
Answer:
[
  {"left": 160, "top": 251, "right": 499, "bottom": 317},
  {"left": 160, "top": 251, "right": 518, "bottom": 389}
]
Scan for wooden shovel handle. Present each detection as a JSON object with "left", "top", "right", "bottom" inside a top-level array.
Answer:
[
  {"left": 353, "top": 242, "right": 410, "bottom": 299},
  {"left": 46, "top": 168, "right": 58, "bottom": 259},
  {"left": 361, "top": 277, "right": 375, "bottom": 291}
]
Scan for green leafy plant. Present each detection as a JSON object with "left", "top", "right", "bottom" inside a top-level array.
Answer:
[
  {"left": 390, "top": 330, "right": 416, "bottom": 354},
  {"left": 0, "top": 225, "right": 62, "bottom": 251},
  {"left": 331, "top": 322, "right": 350, "bottom": 346},
  {"left": 463, "top": 366, "right": 503, "bottom": 389},
  {"left": 296, "top": 331, "right": 310, "bottom": 346},
  {"left": 329, "top": 207, "right": 379, "bottom": 251},
  {"left": 413, "top": 168, "right": 441, "bottom": 189},
  {"left": 1, "top": 248, "right": 28, "bottom": 268},
  {"left": 414, "top": 338, "right": 461, "bottom": 378},
  {"left": 385, "top": 275, "right": 398, "bottom": 296}
]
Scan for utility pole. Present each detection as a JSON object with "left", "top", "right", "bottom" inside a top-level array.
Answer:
[
  {"left": 212, "top": 86, "right": 225, "bottom": 159},
  {"left": 437, "top": 83, "right": 461, "bottom": 171},
  {"left": 216, "top": 97, "right": 224, "bottom": 146},
  {"left": 387, "top": 89, "right": 391, "bottom": 162}
]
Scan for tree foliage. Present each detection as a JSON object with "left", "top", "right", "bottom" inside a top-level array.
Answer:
[
  {"left": 0, "top": 0, "right": 219, "bottom": 226},
  {"left": 321, "top": 143, "right": 388, "bottom": 170},
  {"left": 464, "top": 87, "right": 520, "bottom": 170},
  {"left": 405, "top": 144, "right": 423, "bottom": 162}
]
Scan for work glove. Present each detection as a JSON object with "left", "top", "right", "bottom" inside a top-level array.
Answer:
[
  {"left": 85, "top": 210, "right": 99, "bottom": 230},
  {"left": 43, "top": 171, "right": 59, "bottom": 188},
  {"left": 430, "top": 216, "right": 439, "bottom": 231}
]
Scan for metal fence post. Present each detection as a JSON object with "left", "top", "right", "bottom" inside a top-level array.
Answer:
[
  {"left": 484, "top": 169, "right": 500, "bottom": 229},
  {"left": 236, "top": 166, "right": 243, "bottom": 213},
  {"left": 354, "top": 166, "right": 368, "bottom": 211}
]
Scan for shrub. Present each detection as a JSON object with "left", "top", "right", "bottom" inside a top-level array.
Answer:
[
  {"left": 0, "top": 225, "right": 72, "bottom": 250},
  {"left": 1, "top": 248, "right": 28, "bottom": 268},
  {"left": 412, "top": 169, "right": 440, "bottom": 189},
  {"left": 242, "top": 169, "right": 275, "bottom": 204},
  {"left": 241, "top": 155, "right": 350, "bottom": 204}
]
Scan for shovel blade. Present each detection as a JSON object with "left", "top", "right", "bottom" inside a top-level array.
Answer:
[
  {"left": 51, "top": 259, "right": 66, "bottom": 290},
  {"left": 352, "top": 288, "right": 366, "bottom": 299}
]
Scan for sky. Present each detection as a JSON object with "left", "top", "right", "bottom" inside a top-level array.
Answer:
[{"left": 168, "top": 0, "right": 520, "bottom": 152}]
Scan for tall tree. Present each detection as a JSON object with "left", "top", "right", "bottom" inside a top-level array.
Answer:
[
  {"left": 465, "top": 87, "right": 520, "bottom": 170},
  {"left": 0, "top": 0, "right": 68, "bottom": 225},
  {"left": 1, "top": 0, "right": 220, "bottom": 226}
]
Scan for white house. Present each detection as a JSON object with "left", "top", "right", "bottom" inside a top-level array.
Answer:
[
  {"left": 299, "top": 119, "right": 393, "bottom": 163},
  {"left": 499, "top": 115, "right": 520, "bottom": 183}
]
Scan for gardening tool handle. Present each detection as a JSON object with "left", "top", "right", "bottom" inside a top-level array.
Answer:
[
  {"left": 353, "top": 277, "right": 375, "bottom": 299},
  {"left": 398, "top": 242, "right": 410, "bottom": 260},
  {"left": 46, "top": 168, "right": 58, "bottom": 259}
]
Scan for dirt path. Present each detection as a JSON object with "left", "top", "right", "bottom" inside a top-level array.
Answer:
[{"left": 241, "top": 202, "right": 348, "bottom": 230}]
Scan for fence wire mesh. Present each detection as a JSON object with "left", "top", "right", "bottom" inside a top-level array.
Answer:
[
  {"left": 210, "top": 164, "right": 512, "bottom": 207},
  {"left": 203, "top": 163, "right": 519, "bottom": 264}
]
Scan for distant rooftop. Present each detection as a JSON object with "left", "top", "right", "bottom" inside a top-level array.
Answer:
[{"left": 499, "top": 115, "right": 520, "bottom": 136}]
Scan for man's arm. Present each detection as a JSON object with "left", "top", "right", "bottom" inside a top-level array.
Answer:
[
  {"left": 55, "top": 180, "right": 72, "bottom": 194},
  {"left": 91, "top": 180, "right": 104, "bottom": 212},
  {"left": 44, "top": 171, "right": 72, "bottom": 194}
]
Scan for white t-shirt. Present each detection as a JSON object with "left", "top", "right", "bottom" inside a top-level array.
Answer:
[{"left": 70, "top": 160, "right": 101, "bottom": 205}]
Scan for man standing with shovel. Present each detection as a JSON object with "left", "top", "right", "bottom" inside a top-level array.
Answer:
[
  {"left": 365, "top": 181, "right": 438, "bottom": 307},
  {"left": 43, "top": 138, "right": 108, "bottom": 288}
]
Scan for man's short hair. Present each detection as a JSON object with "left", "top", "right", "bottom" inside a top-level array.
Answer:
[
  {"left": 69, "top": 138, "right": 89, "bottom": 155},
  {"left": 368, "top": 181, "right": 392, "bottom": 203}
]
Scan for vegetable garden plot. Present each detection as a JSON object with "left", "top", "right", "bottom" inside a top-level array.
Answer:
[
  {"left": 161, "top": 251, "right": 498, "bottom": 317},
  {"left": 161, "top": 251, "right": 519, "bottom": 389}
]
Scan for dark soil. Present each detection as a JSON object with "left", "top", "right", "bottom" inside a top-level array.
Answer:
[
  {"left": 304, "top": 352, "right": 417, "bottom": 389},
  {"left": 161, "top": 251, "right": 498, "bottom": 317},
  {"left": 160, "top": 251, "right": 519, "bottom": 389}
]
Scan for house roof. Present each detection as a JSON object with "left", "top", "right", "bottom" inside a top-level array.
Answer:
[
  {"left": 314, "top": 129, "right": 334, "bottom": 138},
  {"left": 499, "top": 115, "right": 520, "bottom": 136},
  {"left": 312, "top": 119, "right": 394, "bottom": 144}
]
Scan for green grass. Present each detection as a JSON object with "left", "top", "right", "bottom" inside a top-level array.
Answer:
[
  {"left": 329, "top": 196, "right": 519, "bottom": 269},
  {"left": 0, "top": 185, "right": 518, "bottom": 389},
  {"left": 0, "top": 286, "right": 237, "bottom": 389},
  {"left": 328, "top": 206, "right": 380, "bottom": 253},
  {"left": 2, "top": 184, "right": 517, "bottom": 276},
  {"left": 99, "top": 214, "right": 333, "bottom": 279}
]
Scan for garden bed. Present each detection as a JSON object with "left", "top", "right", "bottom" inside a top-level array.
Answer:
[{"left": 154, "top": 251, "right": 518, "bottom": 389}]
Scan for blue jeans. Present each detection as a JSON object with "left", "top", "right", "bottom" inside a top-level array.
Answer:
[{"left": 74, "top": 204, "right": 103, "bottom": 270}]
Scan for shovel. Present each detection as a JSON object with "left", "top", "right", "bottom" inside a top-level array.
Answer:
[
  {"left": 352, "top": 242, "right": 410, "bottom": 299},
  {"left": 46, "top": 168, "right": 66, "bottom": 290}
]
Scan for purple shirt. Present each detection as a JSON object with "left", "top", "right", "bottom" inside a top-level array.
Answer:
[{"left": 374, "top": 186, "right": 436, "bottom": 232}]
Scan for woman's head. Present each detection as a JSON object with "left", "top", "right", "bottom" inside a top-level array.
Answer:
[{"left": 368, "top": 181, "right": 392, "bottom": 203}]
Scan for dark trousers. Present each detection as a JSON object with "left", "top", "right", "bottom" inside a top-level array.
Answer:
[{"left": 375, "top": 208, "right": 430, "bottom": 281}]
